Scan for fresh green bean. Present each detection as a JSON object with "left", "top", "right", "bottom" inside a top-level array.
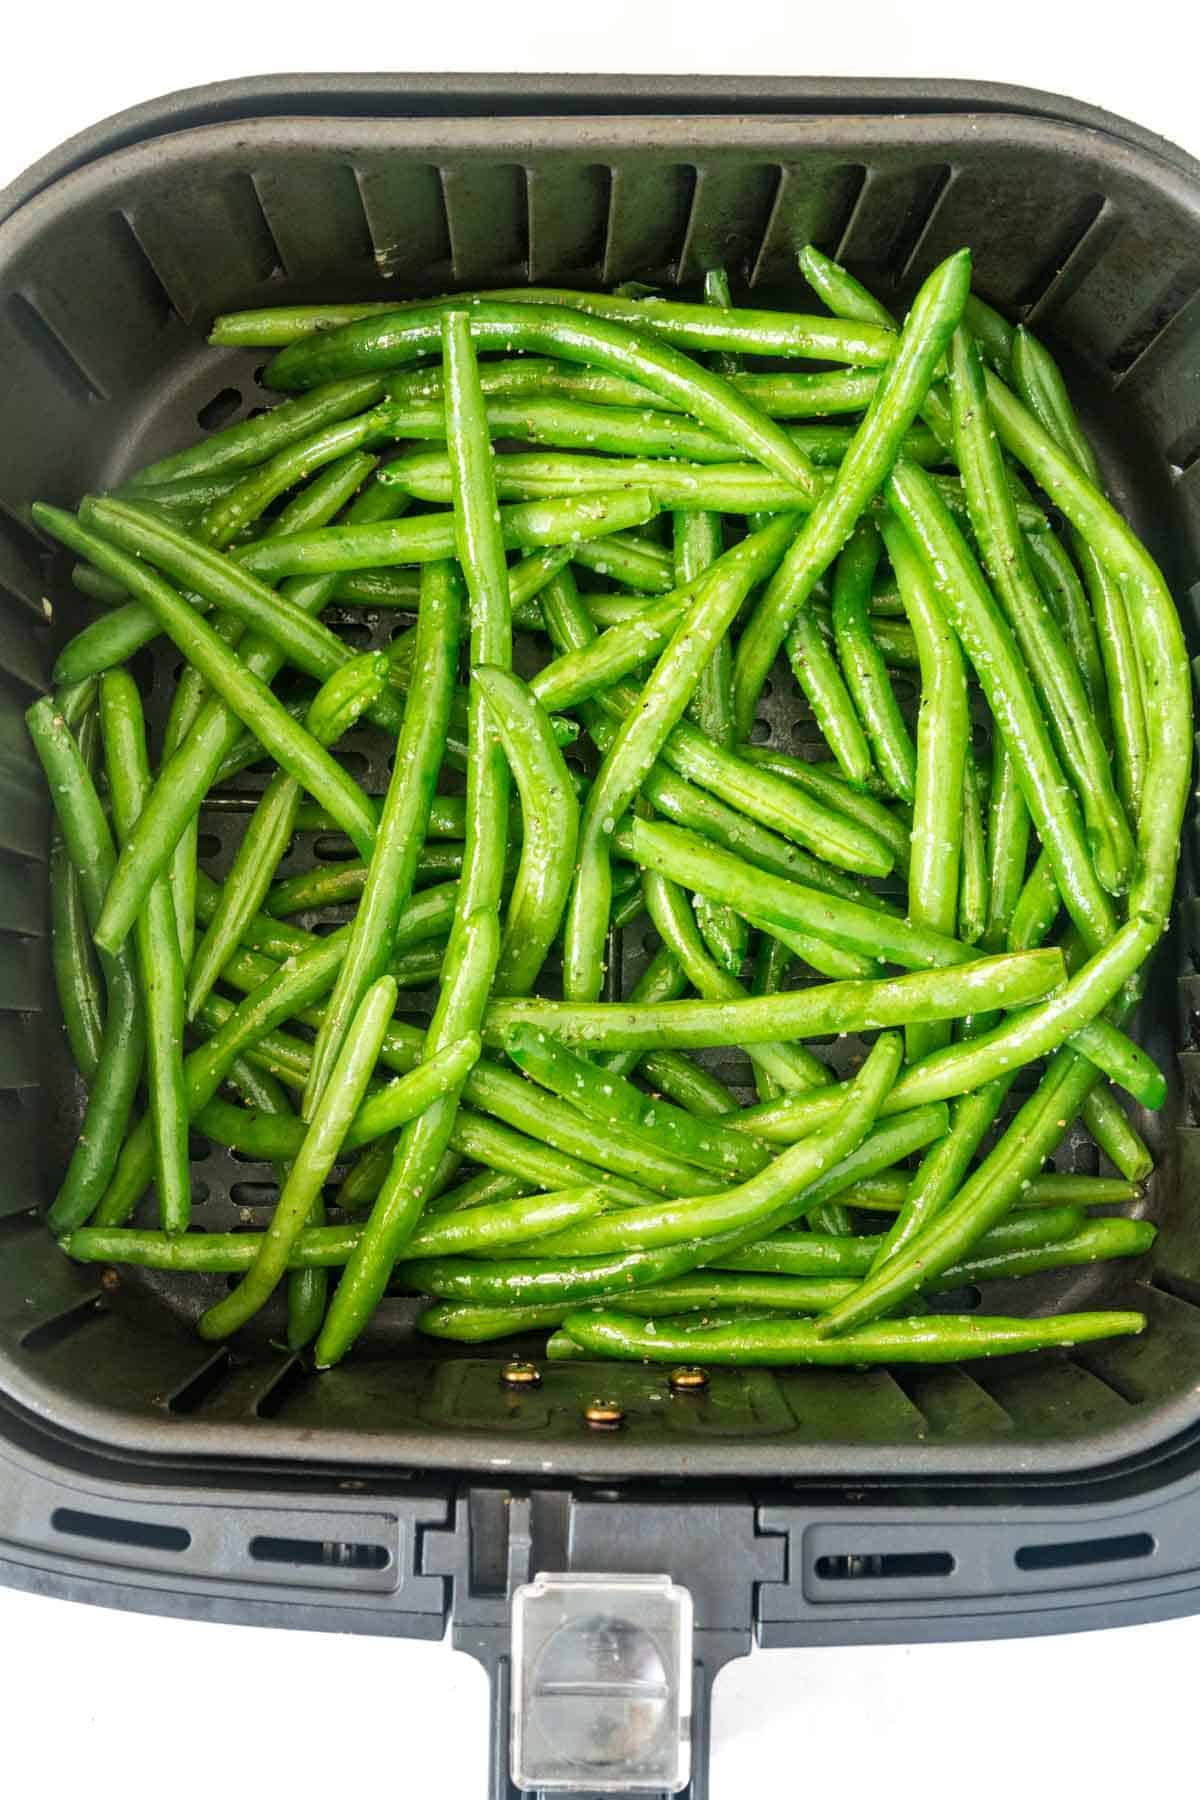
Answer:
[
  {"left": 66, "top": 1187, "right": 603, "bottom": 1273},
  {"left": 557, "top": 1306, "right": 1143, "bottom": 1364},
  {"left": 620, "top": 817, "right": 971, "bottom": 972},
  {"left": 198, "top": 976, "right": 398, "bottom": 1338},
  {"left": 880, "top": 517, "right": 968, "bottom": 1057},
  {"left": 227, "top": 290, "right": 898, "bottom": 368},
  {"left": 831, "top": 521, "right": 915, "bottom": 801},
  {"left": 524, "top": 1032, "right": 900, "bottom": 1256},
  {"left": 486, "top": 946, "right": 1064, "bottom": 1052},
  {"left": 476, "top": 666, "right": 579, "bottom": 995},
  {"left": 1008, "top": 848, "right": 1061, "bottom": 950},
  {"left": 26, "top": 699, "right": 145, "bottom": 1233},
  {"left": 738, "top": 745, "right": 911, "bottom": 874},
  {"left": 503, "top": 1025, "right": 769, "bottom": 1179},
  {"left": 949, "top": 328, "right": 1134, "bottom": 895},
  {"left": 99, "top": 673, "right": 191, "bottom": 1235},
  {"left": 641, "top": 870, "right": 831, "bottom": 1091},
  {"left": 305, "top": 564, "right": 460, "bottom": 1116},
  {"left": 986, "top": 370, "right": 1190, "bottom": 928},
  {"left": 825, "top": 1170, "right": 1139, "bottom": 1211},
  {"left": 563, "top": 514, "right": 800, "bottom": 1002},
  {"left": 1082, "top": 1085, "right": 1153, "bottom": 1182},
  {"left": 785, "top": 607, "right": 874, "bottom": 786},
  {"left": 749, "top": 930, "right": 792, "bottom": 1102},
  {"left": 721, "top": 1205, "right": 1082, "bottom": 1278},
  {"left": 126, "top": 377, "right": 387, "bottom": 489},
  {"left": 49, "top": 833, "right": 104, "bottom": 1082},
  {"left": 36, "top": 508, "right": 380, "bottom": 876},
  {"left": 1024, "top": 526, "right": 1109, "bottom": 732},
  {"left": 264, "top": 300, "right": 833, "bottom": 503},
  {"left": 187, "top": 652, "right": 388, "bottom": 1020},
  {"left": 885, "top": 463, "right": 1117, "bottom": 953},
  {"left": 732, "top": 250, "right": 971, "bottom": 735},
  {"left": 959, "top": 749, "right": 988, "bottom": 946},
  {"left": 314, "top": 314, "right": 514, "bottom": 1368},
  {"left": 982, "top": 739, "right": 1031, "bottom": 952},
  {"left": 424, "top": 1167, "right": 530, "bottom": 1217},
  {"left": 571, "top": 532, "right": 675, "bottom": 593}
]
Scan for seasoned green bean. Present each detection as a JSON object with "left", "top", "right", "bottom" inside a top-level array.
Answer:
[{"left": 831, "top": 521, "right": 915, "bottom": 801}]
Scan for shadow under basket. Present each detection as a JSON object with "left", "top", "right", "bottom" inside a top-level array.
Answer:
[{"left": 5, "top": 87, "right": 1200, "bottom": 1765}]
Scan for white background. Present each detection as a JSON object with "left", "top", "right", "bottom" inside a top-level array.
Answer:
[{"left": 3, "top": 4, "right": 1199, "bottom": 1794}]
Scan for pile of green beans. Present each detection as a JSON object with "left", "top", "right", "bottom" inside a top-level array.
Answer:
[{"left": 30, "top": 248, "right": 1185, "bottom": 1375}]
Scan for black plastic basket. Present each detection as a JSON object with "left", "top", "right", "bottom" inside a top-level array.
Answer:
[{"left": 2, "top": 74, "right": 1200, "bottom": 1798}]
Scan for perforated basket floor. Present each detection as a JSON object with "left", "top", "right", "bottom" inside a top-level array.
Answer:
[{"left": 1, "top": 89, "right": 1199, "bottom": 1479}]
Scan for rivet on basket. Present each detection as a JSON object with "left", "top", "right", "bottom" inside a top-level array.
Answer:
[
  {"left": 583, "top": 1398, "right": 625, "bottom": 1430},
  {"left": 500, "top": 1360, "right": 541, "bottom": 1389},
  {"left": 668, "top": 1365, "right": 710, "bottom": 1393}
]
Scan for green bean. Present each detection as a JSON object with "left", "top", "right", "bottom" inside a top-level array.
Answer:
[
  {"left": 198, "top": 976, "right": 398, "bottom": 1338},
  {"left": 66, "top": 1187, "right": 603, "bottom": 1273},
  {"left": 1008, "top": 848, "right": 1061, "bottom": 951},
  {"left": 266, "top": 859, "right": 468, "bottom": 920},
  {"left": 424, "top": 1167, "right": 530, "bottom": 1216},
  {"left": 885, "top": 464, "right": 1117, "bottom": 953},
  {"left": 949, "top": 329, "right": 1134, "bottom": 896},
  {"left": 880, "top": 517, "right": 967, "bottom": 1057},
  {"left": 732, "top": 250, "right": 971, "bottom": 735},
  {"left": 557, "top": 1306, "right": 1143, "bottom": 1364},
  {"left": 195, "top": 408, "right": 395, "bottom": 549},
  {"left": 98, "top": 673, "right": 190, "bottom": 1235},
  {"left": 503, "top": 1025, "right": 769, "bottom": 1180},
  {"left": 620, "top": 817, "right": 972, "bottom": 973},
  {"left": 641, "top": 870, "right": 831, "bottom": 1091},
  {"left": 36, "top": 508, "right": 380, "bottom": 879},
  {"left": 948, "top": 1216, "right": 1156, "bottom": 1288},
  {"left": 484, "top": 946, "right": 1065, "bottom": 1052},
  {"left": 677, "top": 508, "right": 730, "bottom": 740},
  {"left": 721, "top": 1205, "right": 1082, "bottom": 1279},
  {"left": 228, "top": 487, "right": 657, "bottom": 582},
  {"left": 451, "top": 1107, "right": 656, "bottom": 1207},
  {"left": 749, "top": 930, "right": 792, "bottom": 1102},
  {"left": 379, "top": 353, "right": 885, "bottom": 420},
  {"left": 49, "top": 834, "right": 104, "bottom": 1082},
  {"left": 814, "top": 1010, "right": 1134, "bottom": 1340},
  {"left": 384, "top": 446, "right": 819, "bottom": 514},
  {"left": 379, "top": 392, "right": 940, "bottom": 466},
  {"left": 871, "top": 1070, "right": 1013, "bottom": 1274},
  {"left": 1024, "top": 527, "right": 1109, "bottom": 732},
  {"left": 222, "top": 1060, "right": 320, "bottom": 1348},
  {"left": 958, "top": 749, "right": 988, "bottom": 946},
  {"left": 96, "top": 931, "right": 348, "bottom": 1226},
  {"left": 264, "top": 299, "right": 833, "bottom": 504},
  {"left": 1082, "top": 1085, "right": 1153, "bottom": 1182},
  {"left": 314, "top": 315, "right": 515, "bottom": 1368},
  {"left": 982, "top": 740, "right": 1031, "bottom": 952},
  {"left": 883, "top": 913, "right": 1158, "bottom": 1110},
  {"left": 126, "top": 377, "right": 387, "bottom": 489},
  {"left": 525, "top": 1032, "right": 900, "bottom": 1256},
  {"left": 306, "top": 564, "right": 461, "bottom": 1117},
  {"left": 785, "top": 608, "right": 874, "bottom": 786},
  {"left": 476, "top": 666, "right": 579, "bottom": 995},
  {"left": 831, "top": 521, "right": 915, "bottom": 801},
  {"left": 26, "top": 699, "right": 145, "bottom": 1233},
  {"left": 738, "top": 745, "right": 911, "bottom": 874},
  {"left": 571, "top": 532, "right": 675, "bottom": 593},
  {"left": 564, "top": 514, "right": 801, "bottom": 1002},
  {"left": 187, "top": 652, "right": 388, "bottom": 1020},
  {"left": 986, "top": 371, "right": 1190, "bottom": 927},
  {"left": 827, "top": 1170, "right": 1139, "bottom": 1211}
]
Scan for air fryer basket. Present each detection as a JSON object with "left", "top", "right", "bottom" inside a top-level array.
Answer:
[
  {"left": 4, "top": 87, "right": 1200, "bottom": 1481},
  {"left": 4, "top": 76, "right": 1200, "bottom": 1799}
]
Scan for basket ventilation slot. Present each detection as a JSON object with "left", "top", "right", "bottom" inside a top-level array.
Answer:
[
  {"left": 51, "top": 1507, "right": 191, "bottom": 1554},
  {"left": 7, "top": 292, "right": 105, "bottom": 405},
  {"left": 248, "top": 1533, "right": 389, "bottom": 1571},
  {"left": 1108, "top": 262, "right": 1200, "bottom": 376},
  {"left": 1013, "top": 1531, "right": 1154, "bottom": 1572},
  {"left": 813, "top": 1551, "right": 955, "bottom": 1581}
]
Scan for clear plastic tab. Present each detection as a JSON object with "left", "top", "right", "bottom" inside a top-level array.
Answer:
[{"left": 510, "top": 1571, "right": 693, "bottom": 1793}]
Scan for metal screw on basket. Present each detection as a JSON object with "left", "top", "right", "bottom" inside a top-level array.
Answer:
[
  {"left": 583, "top": 1398, "right": 625, "bottom": 1430},
  {"left": 668, "top": 1365, "right": 710, "bottom": 1394},
  {"left": 500, "top": 1360, "right": 542, "bottom": 1389}
]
